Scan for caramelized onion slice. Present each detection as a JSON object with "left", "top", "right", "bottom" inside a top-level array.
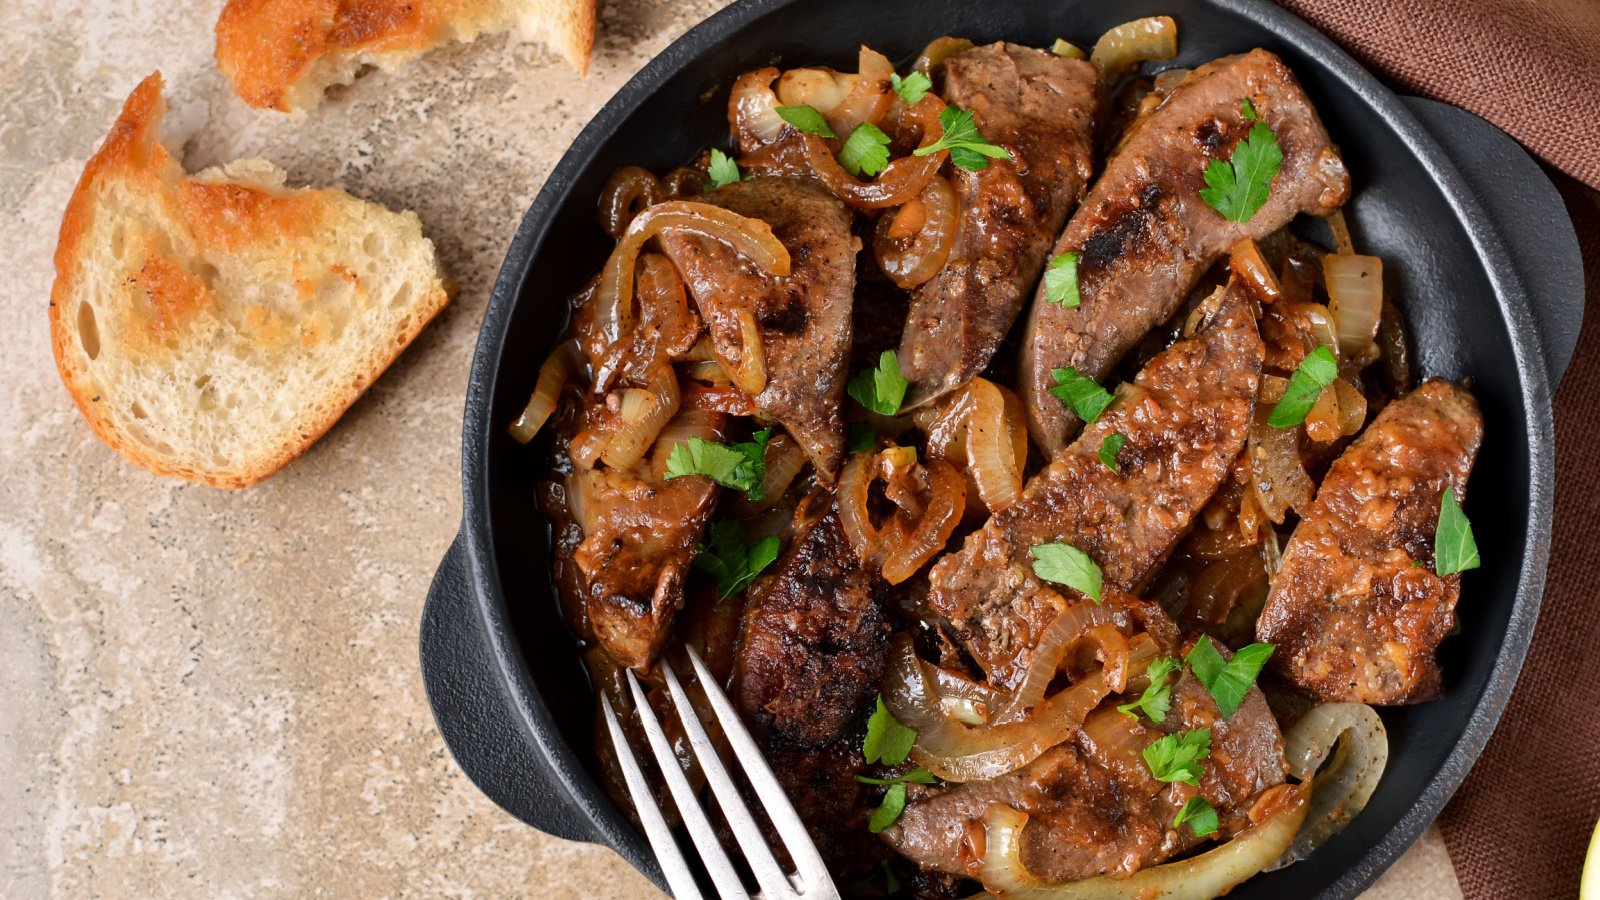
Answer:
[
  {"left": 800, "top": 95, "right": 948, "bottom": 209},
  {"left": 1231, "top": 238, "right": 1282, "bottom": 303},
  {"left": 882, "top": 634, "right": 1157, "bottom": 782},
  {"left": 729, "top": 66, "right": 785, "bottom": 152},
  {"left": 1268, "top": 703, "right": 1387, "bottom": 871},
  {"left": 1325, "top": 253, "right": 1383, "bottom": 362},
  {"left": 974, "top": 782, "right": 1310, "bottom": 897},
  {"left": 912, "top": 36, "right": 975, "bottom": 76},
  {"left": 1090, "top": 16, "right": 1179, "bottom": 82},
  {"left": 598, "top": 365, "right": 681, "bottom": 470},
  {"left": 727, "top": 432, "right": 807, "bottom": 516},
  {"left": 595, "top": 201, "right": 791, "bottom": 346},
  {"left": 875, "top": 173, "right": 959, "bottom": 288},
  {"left": 722, "top": 306, "right": 768, "bottom": 396},
  {"left": 509, "top": 339, "right": 584, "bottom": 444},
  {"left": 966, "top": 378, "right": 1027, "bottom": 512},
  {"left": 990, "top": 598, "right": 1119, "bottom": 726},
  {"left": 597, "top": 166, "right": 663, "bottom": 240},
  {"left": 879, "top": 458, "right": 966, "bottom": 584}
]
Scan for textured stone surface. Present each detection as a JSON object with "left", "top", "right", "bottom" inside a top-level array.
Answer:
[{"left": 0, "top": 1, "right": 1460, "bottom": 897}]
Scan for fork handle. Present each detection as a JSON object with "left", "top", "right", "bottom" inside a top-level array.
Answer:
[{"left": 420, "top": 531, "right": 596, "bottom": 843}]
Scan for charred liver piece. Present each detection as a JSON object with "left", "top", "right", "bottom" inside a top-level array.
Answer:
[
  {"left": 1257, "top": 378, "right": 1483, "bottom": 704},
  {"left": 1019, "top": 49, "right": 1349, "bottom": 454},
  {"left": 928, "top": 284, "right": 1262, "bottom": 690},
  {"left": 898, "top": 43, "right": 1099, "bottom": 408},
  {"left": 659, "top": 177, "right": 857, "bottom": 479}
]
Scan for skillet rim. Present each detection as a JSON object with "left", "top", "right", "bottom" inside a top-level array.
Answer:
[{"left": 452, "top": 0, "right": 1556, "bottom": 894}]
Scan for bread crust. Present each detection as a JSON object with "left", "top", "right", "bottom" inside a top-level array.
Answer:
[
  {"left": 50, "top": 72, "right": 451, "bottom": 489},
  {"left": 215, "top": 0, "right": 598, "bottom": 111}
]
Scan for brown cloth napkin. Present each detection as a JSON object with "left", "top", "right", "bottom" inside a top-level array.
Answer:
[{"left": 1275, "top": 1, "right": 1600, "bottom": 895}]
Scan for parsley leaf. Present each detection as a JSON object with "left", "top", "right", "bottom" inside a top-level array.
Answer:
[
  {"left": 1050, "top": 367, "right": 1115, "bottom": 424},
  {"left": 776, "top": 104, "right": 838, "bottom": 139},
  {"left": 869, "top": 783, "right": 909, "bottom": 832},
  {"left": 1185, "top": 637, "right": 1274, "bottom": 719},
  {"left": 1044, "top": 251, "right": 1081, "bottom": 307},
  {"left": 1118, "top": 656, "right": 1179, "bottom": 723},
  {"left": 693, "top": 521, "right": 780, "bottom": 599},
  {"left": 664, "top": 430, "right": 771, "bottom": 498},
  {"left": 1099, "top": 432, "right": 1127, "bottom": 473},
  {"left": 1030, "top": 542, "right": 1103, "bottom": 603},
  {"left": 882, "top": 862, "right": 901, "bottom": 894},
  {"left": 914, "top": 106, "right": 1010, "bottom": 171},
  {"left": 1143, "top": 728, "right": 1211, "bottom": 785},
  {"left": 1200, "top": 119, "right": 1283, "bottom": 223},
  {"left": 1267, "top": 345, "right": 1339, "bottom": 428},
  {"left": 706, "top": 149, "right": 740, "bottom": 190},
  {"left": 864, "top": 695, "right": 917, "bottom": 766},
  {"left": 1241, "top": 96, "right": 1259, "bottom": 121},
  {"left": 1435, "top": 486, "right": 1480, "bottom": 576},
  {"left": 848, "top": 421, "right": 879, "bottom": 454},
  {"left": 839, "top": 123, "right": 893, "bottom": 178},
  {"left": 848, "top": 350, "right": 909, "bottom": 416},
  {"left": 891, "top": 71, "right": 932, "bottom": 105},
  {"left": 1173, "top": 796, "right": 1220, "bottom": 837},
  {"left": 855, "top": 767, "right": 936, "bottom": 786}
]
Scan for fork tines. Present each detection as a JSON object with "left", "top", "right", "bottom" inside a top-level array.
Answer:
[{"left": 599, "top": 646, "right": 840, "bottom": 900}]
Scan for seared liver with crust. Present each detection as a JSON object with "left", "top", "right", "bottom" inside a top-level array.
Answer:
[
  {"left": 927, "top": 283, "right": 1263, "bottom": 690},
  {"left": 898, "top": 42, "right": 1099, "bottom": 408},
  {"left": 658, "top": 177, "right": 857, "bottom": 479},
  {"left": 1019, "top": 49, "right": 1350, "bottom": 454},
  {"left": 1256, "top": 379, "right": 1483, "bottom": 704},
  {"left": 884, "top": 633, "right": 1286, "bottom": 882},
  {"left": 731, "top": 498, "right": 893, "bottom": 873}
]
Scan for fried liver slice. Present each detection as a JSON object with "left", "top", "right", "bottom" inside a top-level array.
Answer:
[
  {"left": 884, "top": 634, "right": 1285, "bottom": 882},
  {"left": 730, "top": 500, "right": 892, "bottom": 874},
  {"left": 1256, "top": 378, "right": 1483, "bottom": 704},
  {"left": 897, "top": 42, "right": 1099, "bottom": 408},
  {"left": 1019, "top": 49, "right": 1349, "bottom": 454},
  {"left": 658, "top": 177, "right": 856, "bottom": 479},
  {"left": 927, "top": 284, "right": 1263, "bottom": 690}
]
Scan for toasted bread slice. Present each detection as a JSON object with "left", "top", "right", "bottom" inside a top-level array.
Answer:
[
  {"left": 216, "top": 0, "right": 597, "bottom": 112},
  {"left": 50, "top": 73, "right": 451, "bottom": 488}
]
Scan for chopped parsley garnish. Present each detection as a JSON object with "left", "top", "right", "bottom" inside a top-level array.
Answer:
[
  {"left": 664, "top": 429, "right": 772, "bottom": 498},
  {"left": 692, "top": 521, "right": 780, "bottom": 599},
  {"left": 914, "top": 106, "right": 1010, "bottom": 171},
  {"left": 839, "top": 122, "right": 893, "bottom": 178},
  {"left": 891, "top": 71, "right": 932, "bottom": 105},
  {"left": 706, "top": 148, "right": 740, "bottom": 189},
  {"left": 861, "top": 701, "right": 924, "bottom": 834},
  {"left": 1173, "top": 796, "right": 1220, "bottom": 837},
  {"left": 864, "top": 695, "right": 917, "bottom": 766},
  {"left": 776, "top": 104, "right": 838, "bottom": 139},
  {"left": 848, "top": 421, "right": 879, "bottom": 454},
  {"left": 869, "top": 783, "right": 910, "bottom": 832},
  {"left": 1118, "top": 656, "right": 1179, "bottom": 723},
  {"left": 1030, "top": 542, "right": 1103, "bottom": 603},
  {"left": 1267, "top": 345, "right": 1338, "bottom": 428},
  {"left": 1199, "top": 118, "right": 1282, "bottom": 223},
  {"left": 1241, "top": 96, "right": 1259, "bottom": 121},
  {"left": 1143, "top": 728, "right": 1211, "bottom": 785},
  {"left": 848, "top": 350, "right": 909, "bottom": 416},
  {"left": 1098, "top": 432, "right": 1127, "bottom": 473},
  {"left": 1434, "top": 486, "right": 1480, "bottom": 576},
  {"left": 1044, "top": 250, "right": 1081, "bottom": 307},
  {"left": 1185, "top": 638, "right": 1274, "bottom": 719},
  {"left": 1050, "top": 366, "right": 1115, "bottom": 424}
]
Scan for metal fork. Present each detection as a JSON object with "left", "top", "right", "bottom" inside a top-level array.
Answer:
[{"left": 599, "top": 646, "right": 841, "bottom": 900}]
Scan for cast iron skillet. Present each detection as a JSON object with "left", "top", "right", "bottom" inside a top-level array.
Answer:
[{"left": 420, "top": 0, "right": 1583, "bottom": 895}]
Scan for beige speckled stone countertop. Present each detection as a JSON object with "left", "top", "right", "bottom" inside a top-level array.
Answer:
[{"left": 0, "top": 1, "right": 1465, "bottom": 896}]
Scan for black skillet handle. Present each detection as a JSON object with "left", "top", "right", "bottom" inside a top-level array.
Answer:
[
  {"left": 1403, "top": 96, "right": 1585, "bottom": 388},
  {"left": 419, "top": 532, "right": 598, "bottom": 844}
]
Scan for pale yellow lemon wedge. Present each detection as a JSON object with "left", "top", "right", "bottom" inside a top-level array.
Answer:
[{"left": 1583, "top": 815, "right": 1600, "bottom": 899}]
